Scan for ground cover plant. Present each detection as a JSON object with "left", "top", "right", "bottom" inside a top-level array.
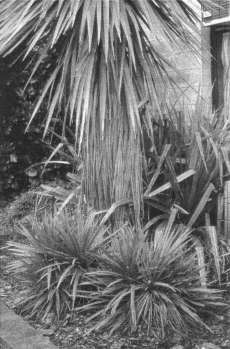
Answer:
[
  {"left": 5, "top": 209, "right": 112, "bottom": 320},
  {"left": 78, "top": 222, "right": 224, "bottom": 338}
]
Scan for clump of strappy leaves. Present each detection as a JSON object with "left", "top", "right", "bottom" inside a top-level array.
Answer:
[
  {"left": 79, "top": 223, "right": 223, "bottom": 338},
  {"left": 5, "top": 209, "right": 111, "bottom": 320}
]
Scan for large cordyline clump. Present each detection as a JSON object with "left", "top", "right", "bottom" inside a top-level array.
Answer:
[{"left": 0, "top": 0, "right": 215, "bottom": 223}]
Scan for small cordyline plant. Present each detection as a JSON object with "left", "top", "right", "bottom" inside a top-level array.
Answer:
[
  {"left": 78, "top": 224, "right": 223, "bottom": 338},
  {"left": 5, "top": 209, "right": 111, "bottom": 321}
]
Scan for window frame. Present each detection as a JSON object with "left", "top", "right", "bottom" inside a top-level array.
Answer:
[{"left": 211, "top": 24, "right": 230, "bottom": 110}]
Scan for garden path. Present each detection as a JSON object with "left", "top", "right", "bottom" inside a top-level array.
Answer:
[{"left": 0, "top": 302, "right": 57, "bottom": 349}]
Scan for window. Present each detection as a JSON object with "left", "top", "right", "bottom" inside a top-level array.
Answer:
[
  {"left": 222, "top": 32, "right": 230, "bottom": 118},
  {"left": 203, "top": 1, "right": 230, "bottom": 26},
  {"left": 211, "top": 25, "right": 230, "bottom": 114}
]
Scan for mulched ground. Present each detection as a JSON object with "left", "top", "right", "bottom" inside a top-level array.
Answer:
[
  {"left": 1, "top": 201, "right": 230, "bottom": 349},
  {"left": 0, "top": 338, "right": 12, "bottom": 349}
]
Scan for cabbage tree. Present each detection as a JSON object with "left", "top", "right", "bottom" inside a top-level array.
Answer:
[{"left": 0, "top": 0, "right": 214, "bottom": 221}]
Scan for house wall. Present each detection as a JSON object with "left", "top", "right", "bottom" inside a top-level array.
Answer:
[
  {"left": 166, "top": 44, "right": 202, "bottom": 110},
  {"left": 201, "top": 26, "right": 212, "bottom": 105},
  {"left": 155, "top": 2, "right": 230, "bottom": 114},
  {"left": 162, "top": 25, "right": 212, "bottom": 112}
]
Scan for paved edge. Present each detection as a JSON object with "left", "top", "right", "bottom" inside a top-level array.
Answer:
[
  {"left": 0, "top": 302, "right": 57, "bottom": 349},
  {"left": 0, "top": 336, "right": 13, "bottom": 349}
]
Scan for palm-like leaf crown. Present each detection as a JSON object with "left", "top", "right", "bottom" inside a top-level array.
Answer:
[
  {"left": 0, "top": 0, "right": 215, "bottom": 215},
  {"left": 0, "top": 0, "right": 213, "bottom": 137},
  {"left": 80, "top": 224, "right": 223, "bottom": 337},
  {"left": 5, "top": 210, "right": 110, "bottom": 319}
]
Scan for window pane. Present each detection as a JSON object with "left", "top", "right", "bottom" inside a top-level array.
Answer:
[{"left": 221, "top": 32, "right": 230, "bottom": 120}]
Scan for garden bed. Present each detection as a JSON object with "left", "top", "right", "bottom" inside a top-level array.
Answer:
[
  {"left": 1, "top": 202, "right": 230, "bottom": 349},
  {"left": 1, "top": 251, "right": 230, "bottom": 349}
]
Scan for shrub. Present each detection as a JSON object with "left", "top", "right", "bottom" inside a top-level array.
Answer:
[
  {"left": 143, "top": 106, "right": 230, "bottom": 228},
  {"left": 7, "top": 190, "right": 55, "bottom": 227},
  {"left": 208, "top": 237, "right": 230, "bottom": 287},
  {"left": 7, "top": 191, "right": 39, "bottom": 222},
  {"left": 0, "top": 57, "right": 47, "bottom": 197},
  {"left": 100, "top": 104, "right": 230, "bottom": 229},
  {"left": 79, "top": 224, "right": 223, "bottom": 338},
  {"left": 5, "top": 210, "right": 110, "bottom": 320}
]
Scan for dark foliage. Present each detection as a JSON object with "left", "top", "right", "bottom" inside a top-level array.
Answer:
[{"left": 0, "top": 56, "right": 47, "bottom": 196}]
